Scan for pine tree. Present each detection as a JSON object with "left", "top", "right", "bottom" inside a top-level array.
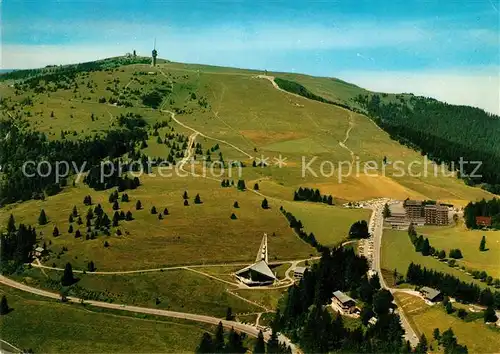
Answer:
[
  {"left": 151, "top": 206, "right": 157, "bottom": 214},
  {"left": 254, "top": 330, "right": 266, "bottom": 354},
  {"left": 214, "top": 321, "right": 225, "bottom": 352},
  {"left": 433, "top": 328, "right": 441, "bottom": 341},
  {"left": 126, "top": 211, "right": 133, "bottom": 221},
  {"left": 261, "top": 198, "right": 269, "bottom": 209},
  {"left": 158, "top": 213, "right": 163, "bottom": 220},
  {"left": 68, "top": 224, "right": 73, "bottom": 233},
  {"left": 87, "top": 261, "right": 96, "bottom": 272},
  {"left": 69, "top": 214, "right": 74, "bottom": 223},
  {"left": 227, "top": 327, "right": 244, "bottom": 353},
  {"left": 445, "top": 301, "right": 454, "bottom": 314},
  {"left": 421, "top": 238, "right": 431, "bottom": 256},
  {"left": 136, "top": 200, "right": 142, "bottom": 210},
  {"left": 253, "top": 183, "right": 259, "bottom": 190},
  {"left": 226, "top": 307, "right": 234, "bottom": 320},
  {"left": 52, "top": 226, "right": 60, "bottom": 237},
  {"left": 61, "top": 263, "right": 74, "bottom": 286},
  {"left": 415, "top": 334, "right": 428, "bottom": 353},
  {"left": 77, "top": 216, "right": 83, "bottom": 225},
  {"left": 113, "top": 200, "right": 119, "bottom": 210},
  {"left": 163, "top": 208, "right": 169, "bottom": 215},
  {"left": 104, "top": 241, "right": 110, "bottom": 248},
  {"left": 0, "top": 295, "right": 9, "bottom": 315},
  {"left": 184, "top": 200, "right": 189, "bottom": 206},
  {"left": 484, "top": 306, "right": 498, "bottom": 323},
  {"left": 38, "top": 209, "right": 48, "bottom": 225},
  {"left": 480, "top": 235, "right": 487, "bottom": 251},
  {"left": 7, "top": 214, "right": 16, "bottom": 233},
  {"left": 230, "top": 213, "right": 237, "bottom": 220},
  {"left": 183, "top": 191, "right": 189, "bottom": 199},
  {"left": 194, "top": 194, "right": 202, "bottom": 204},
  {"left": 75, "top": 230, "right": 81, "bottom": 238},
  {"left": 383, "top": 203, "right": 392, "bottom": 218},
  {"left": 196, "top": 332, "right": 214, "bottom": 353},
  {"left": 233, "top": 201, "right": 239, "bottom": 208},
  {"left": 72, "top": 205, "right": 78, "bottom": 217}
]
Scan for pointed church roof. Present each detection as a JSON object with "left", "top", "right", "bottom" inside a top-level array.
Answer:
[{"left": 236, "top": 260, "right": 277, "bottom": 280}]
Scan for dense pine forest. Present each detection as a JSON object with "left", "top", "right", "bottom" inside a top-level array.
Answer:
[
  {"left": 464, "top": 198, "right": 500, "bottom": 229},
  {"left": 0, "top": 119, "right": 147, "bottom": 204},
  {"left": 406, "top": 263, "right": 500, "bottom": 309},
  {"left": 273, "top": 248, "right": 414, "bottom": 353},
  {"left": 356, "top": 94, "right": 500, "bottom": 193}
]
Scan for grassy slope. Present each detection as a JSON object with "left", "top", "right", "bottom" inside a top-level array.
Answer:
[
  {"left": 0, "top": 284, "right": 212, "bottom": 353},
  {"left": 394, "top": 292, "right": 500, "bottom": 353},
  {"left": 381, "top": 229, "right": 492, "bottom": 288},
  {"left": 416, "top": 222, "right": 500, "bottom": 278},
  {"left": 0, "top": 173, "right": 315, "bottom": 271},
  {"left": 16, "top": 267, "right": 262, "bottom": 317},
  {"left": 281, "top": 201, "right": 372, "bottom": 247},
  {"left": 155, "top": 62, "right": 495, "bottom": 204}
]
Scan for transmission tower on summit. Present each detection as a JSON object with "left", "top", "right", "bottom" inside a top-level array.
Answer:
[{"left": 151, "top": 38, "right": 158, "bottom": 67}]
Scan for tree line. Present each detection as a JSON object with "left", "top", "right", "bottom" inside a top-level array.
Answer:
[
  {"left": 0, "top": 215, "right": 37, "bottom": 273},
  {"left": 293, "top": 187, "right": 334, "bottom": 205},
  {"left": 273, "top": 247, "right": 412, "bottom": 353},
  {"left": 464, "top": 198, "right": 500, "bottom": 229},
  {"left": 406, "top": 262, "right": 500, "bottom": 309},
  {"left": 0, "top": 118, "right": 147, "bottom": 205},
  {"left": 356, "top": 94, "right": 500, "bottom": 193},
  {"left": 280, "top": 206, "right": 324, "bottom": 252}
]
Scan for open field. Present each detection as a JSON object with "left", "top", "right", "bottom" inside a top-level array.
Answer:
[
  {"left": 394, "top": 292, "right": 500, "bottom": 353},
  {"left": 417, "top": 222, "right": 500, "bottom": 278},
  {"left": 0, "top": 284, "right": 213, "bottom": 353},
  {"left": 232, "top": 288, "right": 287, "bottom": 310},
  {"left": 15, "top": 267, "right": 263, "bottom": 317},
  {"left": 0, "top": 173, "right": 315, "bottom": 271},
  {"left": 281, "top": 201, "right": 371, "bottom": 246},
  {"left": 381, "top": 229, "right": 492, "bottom": 288}
]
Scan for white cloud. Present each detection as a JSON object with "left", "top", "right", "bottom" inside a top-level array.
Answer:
[{"left": 339, "top": 69, "right": 500, "bottom": 115}]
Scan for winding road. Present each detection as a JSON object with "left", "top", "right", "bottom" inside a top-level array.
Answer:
[
  {"left": 365, "top": 199, "right": 420, "bottom": 347},
  {"left": 0, "top": 275, "right": 299, "bottom": 353}
]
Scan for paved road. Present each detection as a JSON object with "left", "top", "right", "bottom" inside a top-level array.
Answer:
[
  {"left": 0, "top": 275, "right": 299, "bottom": 353},
  {"left": 366, "top": 199, "right": 420, "bottom": 347}
]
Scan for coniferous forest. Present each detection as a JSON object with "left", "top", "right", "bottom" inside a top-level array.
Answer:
[
  {"left": 0, "top": 119, "right": 147, "bottom": 205},
  {"left": 356, "top": 94, "right": 500, "bottom": 193},
  {"left": 274, "top": 247, "right": 411, "bottom": 353},
  {"left": 464, "top": 198, "right": 500, "bottom": 229}
]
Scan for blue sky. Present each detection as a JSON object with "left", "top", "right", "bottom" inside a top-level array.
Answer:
[{"left": 2, "top": 0, "right": 499, "bottom": 113}]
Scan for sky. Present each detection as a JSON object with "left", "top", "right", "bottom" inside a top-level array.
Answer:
[{"left": 1, "top": 0, "right": 499, "bottom": 113}]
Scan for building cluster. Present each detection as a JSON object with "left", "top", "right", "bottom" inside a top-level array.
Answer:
[{"left": 386, "top": 199, "right": 450, "bottom": 230}]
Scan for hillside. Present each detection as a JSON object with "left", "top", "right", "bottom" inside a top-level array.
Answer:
[{"left": 1, "top": 56, "right": 499, "bottom": 353}]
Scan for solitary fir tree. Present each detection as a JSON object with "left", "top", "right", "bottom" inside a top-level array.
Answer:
[
  {"left": 0, "top": 295, "right": 9, "bottom": 315},
  {"left": 194, "top": 194, "right": 202, "bottom": 204},
  {"left": 480, "top": 235, "right": 487, "bottom": 251},
  {"left": 136, "top": 200, "right": 142, "bottom": 210},
  {"left": 38, "top": 209, "right": 48, "bottom": 225},
  {"left": 7, "top": 214, "right": 16, "bottom": 233},
  {"left": 261, "top": 198, "right": 269, "bottom": 209},
  {"left": 61, "top": 263, "right": 74, "bottom": 286}
]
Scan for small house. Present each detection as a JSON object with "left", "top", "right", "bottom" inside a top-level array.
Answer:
[
  {"left": 476, "top": 216, "right": 492, "bottom": 227},
  {"left": 332, "top": 290, "right": 357, "bottom": 313},
  {"left": 34, "top": 246, "right": 46, "bottom": 258},
  {"left": 293, "top": 266, "right": 307, "bottom": 280},
  {"left": 420, "top": 286, "right": 442, "bottom": 302}
]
